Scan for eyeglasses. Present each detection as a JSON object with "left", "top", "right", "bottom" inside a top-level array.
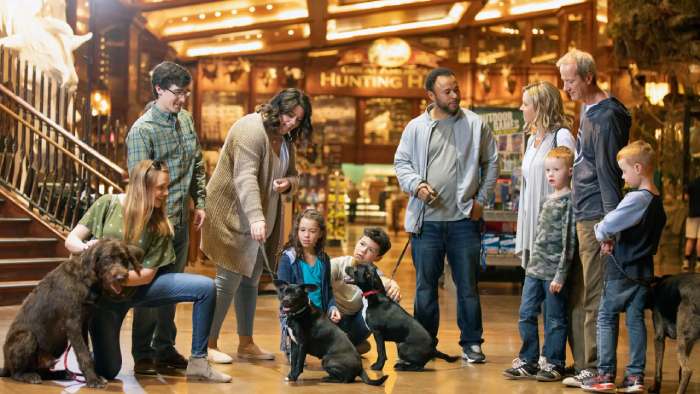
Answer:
[{"left": 166, "top": 88, "right": 191, "bottom": 98}]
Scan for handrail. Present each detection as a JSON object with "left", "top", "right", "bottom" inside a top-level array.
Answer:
[
  {"left": 0, "top": 101, "right": 123, "bottom": 192},
  {"left": 0, "top": 82, "right": 127, "bottom": 181}
]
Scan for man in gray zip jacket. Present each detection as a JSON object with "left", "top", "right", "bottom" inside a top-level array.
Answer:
[
  {"left": 557, "top": 49, "right": 630, "bottom": 388},
  {"left": 394, "top": 67, "right": 499, "bottom": 363}
]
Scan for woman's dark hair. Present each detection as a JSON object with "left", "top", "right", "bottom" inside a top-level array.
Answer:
[
  {"left": 363, "top": 227, "right": 391, "bottom": 256},
  {"left": 256, "top": 88, "right": 312, "bottom": 143},
  {"left": 282, "top": 209, "right": 326, "bottom": 261},
  {"left": 151, "top": 61, "right": 192, "bottom": 99}
]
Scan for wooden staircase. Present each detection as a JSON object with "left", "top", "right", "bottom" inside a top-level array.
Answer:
[{"left": 0, "top": 191, "right": 69, "bottom": 306}]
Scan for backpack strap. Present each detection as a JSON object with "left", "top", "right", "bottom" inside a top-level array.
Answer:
[{"left": 552, "top": 128, "right": 559, "bottom": 148}]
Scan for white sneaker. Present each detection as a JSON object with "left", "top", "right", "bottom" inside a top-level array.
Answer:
[
  {"left": 186, "top": 356, "right": 232, "bottom": 383},
  {"left": 207, "top": 348, "right": 233, "bottom": 364},
  {"left": 562, "top": 368, "right": 594, "bottom": 387}
]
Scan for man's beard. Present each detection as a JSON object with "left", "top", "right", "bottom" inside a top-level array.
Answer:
[{"left": 435, "top": 99, "right": 460, "bottom": 116}]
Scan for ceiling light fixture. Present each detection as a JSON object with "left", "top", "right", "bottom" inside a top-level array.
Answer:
[
  {"left": 327, "top": 3, "right": 466, "bottom": 41},
  {"left": 249, "top": 6, "right": 256, "bottom": 12},
  {"left": 266, "top": 4, "right": 273, "bottom": 10},
  {"left": 329, "top": 0, "right": 430, "bottom": 13},
  {"left": 510, "top": 0, "right": 585, "bottom": 15},
  {"left": 474, "top": 9, "right": 502, "bottom": 21},
  {"left": 186, "top": 41, "right": 264, "bottom": 57},
  {"left": 163, "top": 16, "right": 255, "bottom": 35}
]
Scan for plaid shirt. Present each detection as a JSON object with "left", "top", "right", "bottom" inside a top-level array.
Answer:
[{"left": 126, "top": 105, "right": 206, "bottom": 227}]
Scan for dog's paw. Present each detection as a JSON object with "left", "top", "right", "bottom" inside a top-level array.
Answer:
[
  {"left": 286, "top": 374, "right": 298, "bottom": 382},
  {"left": 16, "top": 372, "right": 42, "bottom": 384},
  {"left": 86, "top": 376, "right": 108, "bottom": 388},
  {"left": 370, "top": 362, "right": 384, "bottom": 371}
]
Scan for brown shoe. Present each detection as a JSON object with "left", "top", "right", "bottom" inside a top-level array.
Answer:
[
  {"left": 237, "top": 344, "right": 275, "bottom": 360},
  {"left": 156, "top": 352, "right": 189, "bottom": 369},
  {"left": 134, "top": 358, "right": 158, "bottom": 375}
]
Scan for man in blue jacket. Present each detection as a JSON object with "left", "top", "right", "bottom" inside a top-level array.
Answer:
[
  {"left": 394, "top": 67, "right": 499, "bottom": 363},
  {"left": 556, "top": 49, "right": 631, "bottom": 388}
]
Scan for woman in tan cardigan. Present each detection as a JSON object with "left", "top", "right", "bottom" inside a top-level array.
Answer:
[{"left": 201, "top": 88, "right": 312, "bottom": 362}]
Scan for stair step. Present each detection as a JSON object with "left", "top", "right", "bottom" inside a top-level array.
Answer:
[
  {"left": 0, "top": 237, "right": 60, "bottom": 258},
  {"left": 0, "top": 280, "right": 39, "bottom": 306},
  {"left": 0, "top": 257, "right": 64, "bottom": 282},
  {"left": 0, "top": 217, "right": 33, "bottom": 236}
]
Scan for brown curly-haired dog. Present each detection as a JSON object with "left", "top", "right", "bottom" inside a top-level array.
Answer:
[{"left": 0, "top": 239, "right": 142, "bottom": 388}]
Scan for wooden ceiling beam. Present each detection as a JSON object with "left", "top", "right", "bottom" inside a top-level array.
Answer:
[
  {"left": 307, "top": 0, "right": 327, "bottom": 48},
  {"left": 329, "top": 0, "right": 458, "bottom": 19},
  {"left": 457, "top": 0, "right": 487, "bottom": 28},
  {"left": 132, "top": 0, "right": 215, "bottom": 12},
  {"left": 162, "top": 17, "right": 310, "bottom": 42}
]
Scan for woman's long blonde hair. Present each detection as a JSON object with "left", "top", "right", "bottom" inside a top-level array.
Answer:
[
  {"left": 522, "top": 81, "right": 571, "bottom": 135},
  {"left": 123, "top": 160, "right": 172, "bottom": 243}
]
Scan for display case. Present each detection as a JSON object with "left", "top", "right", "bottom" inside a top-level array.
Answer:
[
  {"left": 363, "top": 98, "right": 413, "bottom": 145},
  {"left": 200, "top": 91, "right": 248, "bottom": 147}
]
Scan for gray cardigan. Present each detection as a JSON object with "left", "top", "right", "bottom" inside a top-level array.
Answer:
[{"left": 394, "top": 105, "right": 499, "bottom": 233}]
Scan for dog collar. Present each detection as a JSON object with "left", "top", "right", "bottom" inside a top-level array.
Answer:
[
  {"left": 285, "top": 304, "right": 308, "bottom": 317},
  {"left": 362, "top": 290, "right": 381, "bottom": 297}
]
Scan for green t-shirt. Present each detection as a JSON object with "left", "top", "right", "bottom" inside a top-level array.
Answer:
[{"left": 79, "top": 194, "right": 175, "bottom": 270}]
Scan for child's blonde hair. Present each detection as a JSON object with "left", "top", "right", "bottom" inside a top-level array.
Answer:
[
  {"left": 617, "top": 140, "right": 656, "bottom": 173},
  {"left": 546, "top": 146, "right": 574, "bottom": 168}
]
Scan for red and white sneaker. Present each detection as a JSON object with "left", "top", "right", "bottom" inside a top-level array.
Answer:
[{"left": 581, "top": 373, "right": 617, "bottom": 393}]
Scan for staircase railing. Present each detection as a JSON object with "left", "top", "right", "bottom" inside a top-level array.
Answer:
[{"left": 0, "top": 47, "right": 128, "bottom": 232}]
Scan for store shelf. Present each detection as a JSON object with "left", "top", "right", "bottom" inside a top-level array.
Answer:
[
  {"left": 486, "top": 254, "right": 521, "bottom": 267},
  {"left": 484, "top": 210, "right": 518, "bottom": 222}
]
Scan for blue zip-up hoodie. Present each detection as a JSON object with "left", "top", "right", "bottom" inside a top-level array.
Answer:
[
  {"left": 277, "top": 248, "right": 337, "bottom": 314},
  {"left": 572, "top": 96, "right": 630, "bottom": 220},
  {"left": 394, "top": 105, "right": 499, "bottom": 233}
]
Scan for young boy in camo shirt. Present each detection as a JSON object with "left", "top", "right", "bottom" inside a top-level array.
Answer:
[{"left": 504, "top": 147, "right": 576, "bottom": 382}]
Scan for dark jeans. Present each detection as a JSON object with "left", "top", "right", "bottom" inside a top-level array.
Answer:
[
  {"left": 518, "top": 276, "right": 568, "bottom": 367},
  {"left": 411, "top": 219, "right": 483, "bottom": 348},
  {"left": 597, "top": 278, "right": 648, "bottom": 377},
  {"left": 90, "top": 271, "right": 214, "bottom": 380},
  {"left": 132, "top": 223, "right": 189, "bottom": 360},
  {"left": 338, "top": 310, "right": 371, "bottom": 345}
]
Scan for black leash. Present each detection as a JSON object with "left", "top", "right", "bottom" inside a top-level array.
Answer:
[
  {"left": 390, "top": 238, "right": 410, "bottom": 280},
  {"left": 607, "top": 253, "right": 651, "bottom": 288},
  {"left": 259, "top": 241, "right": 278, "bottom": 280}
]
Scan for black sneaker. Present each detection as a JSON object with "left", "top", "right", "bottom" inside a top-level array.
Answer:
[
  {"left": 462, "top": 344, "right": 486, "bottom": 363},
  {"left": 156, "top": 351, "right": 189, "bottom": 370},
  {"left": 134, "top": 358, "right": 158, "bottom": 375},
  {"left": 503, "top": 358, "right": 538, "bottom": 379},
  {"left": 536, "top": 362, "right": 564, "bottom": 382}
]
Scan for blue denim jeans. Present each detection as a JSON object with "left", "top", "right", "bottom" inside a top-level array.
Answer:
[
  {"left": 90, "top": 271, "right": 215, "bottom": 379},
  {"left": 518, "top": 276, "right": 568, "bottom": 367},
  {"left": 338, "top": 310, "right": 371, "bottom": 345},
  {"left": 596, "top": 278, "right": 648, "bottom": 377},
  {"left": 132, "top": 223, "right": 189, "bottom": 360},
  {"left": 411, "top": 219, "right": 483, "bottom": 348}
]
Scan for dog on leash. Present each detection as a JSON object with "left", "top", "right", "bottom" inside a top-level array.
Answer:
[
  {"left": 274, "top": 280, "right": 388, "bottom": 386},
  {"left": 345, "top": 264, "right": 459, "bottom": 371},
  {"left": 1, "top": 239, "right": 142, "bottom": 388},
  {"left": 650, "top": 273, "right": 700, "bottom": 393}
]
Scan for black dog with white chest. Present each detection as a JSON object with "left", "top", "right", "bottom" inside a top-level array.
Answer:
[
  {"left": 345, "top": 264, "right": 459, "bottom": 371},
  {"left": 274, "top": 280, "right": 387, "bottom": 385},
  {"left": 650, "top": 273, "right": 700, "bottom": 394}
]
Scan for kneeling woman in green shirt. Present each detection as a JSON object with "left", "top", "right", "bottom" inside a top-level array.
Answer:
[{"left": 65, "top": 160, "right": 230, "bottom": 383}]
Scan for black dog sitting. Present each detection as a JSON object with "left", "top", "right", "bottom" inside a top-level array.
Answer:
[
  {"left": 274, "top": 280, "right": 387, "bottom": 386},
  {"left": 345, "top": 264, "right": 459, "bottom": 371},
  {"left": 1, "top": 239, "right": 142, "bottom": 388},
  {"left": 650, "top": 273, "right": 700, "bottom": 394}
]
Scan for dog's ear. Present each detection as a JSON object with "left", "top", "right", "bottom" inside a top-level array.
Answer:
[
  {"left": 126, "top": 244, "right": 144, "bottom": 273},
  {"left": 301, "top": 284, "right": 318, "bottom": 293},
  {"left": 273, "top": 279, "right": 289, "bottom": 290},
  {"left": 344, "top": 266, "right": 356, "bottom": 277}
]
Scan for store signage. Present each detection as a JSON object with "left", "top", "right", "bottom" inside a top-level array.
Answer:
[
  {"left": 472, "top": 107, "right": 524, "bottom": 135},
  {"left": 306, "top": 37, "right": 439, "bottom": 97},
  {"left": 319, "top": 66, "right": 427, "bottom": 90}
]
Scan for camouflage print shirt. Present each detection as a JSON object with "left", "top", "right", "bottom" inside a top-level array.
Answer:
[{"left": 526, "top": 191, "right": 576, "bottom": 285}]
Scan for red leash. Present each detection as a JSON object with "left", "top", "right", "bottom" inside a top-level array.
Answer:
[{"left": 62, "top": 344, "right": 86, "bottom": 383}]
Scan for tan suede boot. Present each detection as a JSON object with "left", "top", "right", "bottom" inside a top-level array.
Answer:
[{"left": 185, "top": 356, "right": 232, "bottom": 383}]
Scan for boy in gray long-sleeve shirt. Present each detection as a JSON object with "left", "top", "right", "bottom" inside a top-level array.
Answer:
[{"left": 504, "top": 147, "right": 576, "bottom": 382}]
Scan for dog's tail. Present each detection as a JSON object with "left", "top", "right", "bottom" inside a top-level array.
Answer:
[
  {"left": 433, "top": 349, "right": 460, "bottom": 363},
  {"left": 359, "top": 369, "right": 388, "bottom": 386}
]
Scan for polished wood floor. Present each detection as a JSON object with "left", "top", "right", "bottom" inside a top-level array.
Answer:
[{"left": 0, "top": 226, "right": 698, "bottom": 393}]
